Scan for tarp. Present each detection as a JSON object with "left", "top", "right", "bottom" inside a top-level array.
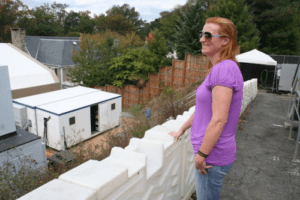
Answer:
[
  {"left": 236, "top": 49, "right": 277, "bottom": 66},
  {"left": 0, "top": 43, "right": 59, "bottom": 90}
]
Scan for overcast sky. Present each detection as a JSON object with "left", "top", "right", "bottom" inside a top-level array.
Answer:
[{"left": 21, "top": 0, "right": 188, "bottom": 23}]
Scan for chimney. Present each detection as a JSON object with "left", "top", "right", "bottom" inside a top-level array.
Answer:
[{"left": 11, "top": 28, "right": 26, "bottom": 52}]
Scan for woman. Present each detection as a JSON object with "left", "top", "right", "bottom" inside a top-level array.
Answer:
[{"left": 169, "top": 17, "right": 244, "bottom": 200}]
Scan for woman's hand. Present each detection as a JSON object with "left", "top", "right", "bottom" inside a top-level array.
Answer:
[
  {"left": 195, "top": 154, "right": 213, "bottom": 175},
  {"left": 168, "top": 129, "right": 185, "bottom": 142}
]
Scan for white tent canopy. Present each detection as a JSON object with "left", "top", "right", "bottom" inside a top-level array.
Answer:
[
  {"left": 236, "top": 49, "right": 277, "bottom": 66},
  {"left": 0, "top": 43, "right": 58, "bottom": 90}
]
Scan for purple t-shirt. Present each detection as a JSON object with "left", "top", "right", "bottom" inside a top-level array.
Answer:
[{"left": 190, "top": 59, "right": 244, "bottom": 166}]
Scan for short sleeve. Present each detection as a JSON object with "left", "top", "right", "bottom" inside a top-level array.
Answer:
[{"left": 207, "top": 60, "right": 238, "bottom": 92}]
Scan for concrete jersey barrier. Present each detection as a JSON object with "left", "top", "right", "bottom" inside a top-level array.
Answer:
[{"left": 18, "top": 79, "right": 258, "bottom": 200}]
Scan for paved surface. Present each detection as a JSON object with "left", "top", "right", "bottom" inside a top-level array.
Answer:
[{"left": 220, "top": 89, "right": 300, "bottom": 200}]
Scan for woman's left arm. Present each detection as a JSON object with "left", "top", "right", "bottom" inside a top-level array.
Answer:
[{"left": 195, "top": 85, "right": 233, "bottom": 171}]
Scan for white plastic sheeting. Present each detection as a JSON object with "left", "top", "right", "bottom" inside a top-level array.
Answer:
[
  {"left": 18, "top": 79, "right": 258, "bottom": 200},
  {"left": 0, "top": 43, "right": 58, "bottom": 90}
]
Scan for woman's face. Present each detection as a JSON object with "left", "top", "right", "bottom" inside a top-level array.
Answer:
[{"left": 200, "top": 23, "right": 229, "bottom": 57}]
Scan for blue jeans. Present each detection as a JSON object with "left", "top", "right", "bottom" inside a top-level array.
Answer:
[{"left": 194, "top": 162, "right": 233, "bottom": 200}]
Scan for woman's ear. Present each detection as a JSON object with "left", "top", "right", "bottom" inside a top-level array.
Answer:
[{"left": 223, "top": 38, "right": 230, "bottom": 46}]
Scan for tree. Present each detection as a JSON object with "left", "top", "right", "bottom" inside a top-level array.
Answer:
[
  {"left": 173, "top": 0, "right": 207, "bottom": 59},
  {"left": 50, "top": 1, "right": 68, "bottom": 23},
  {"left": 159, "top": 5, "right": 189, "bottom": 52},
  {"left": 244, "top": 0, "right": 300, "bottom": 55},
  {"left": 106, "top": 4, "right": 145, "bottom": 31},
  {"left": 68, "top": 30, "right": 144, "bottom": 87},
  {"left": 109, "top": 48, "right": 158, "bottom": 87},
  {"left": 76, "top": 13, "right": 95, "bottom": 34},
  {"left": 159, "top": 0, "right": 216, "bottom": 53},
  {"left": 95, "top": 14, "right": 137, "bottom": 35},
  {"left": 118, "top": 31, "right": 145, "bottom": 50},
  {"left": 204, "top": 0, "right": 260, "bottom": 54},
  {"left": 0, "top": 0, "right": 27, "bottom": 42},
  {"left": 68, "top": 31, "right": 121, "bottom": 87},
  {"left": 64, "top": 11, "right": 80, "bottom": 34},
  {"left": 16, "top": 2, "right": 69, "bottom": 36},
  {"left": 138, "top": 19, "right": 162, "bottom": 41},
  {"left": 146, "top": 29, "right": 172, "bottom": 67}
]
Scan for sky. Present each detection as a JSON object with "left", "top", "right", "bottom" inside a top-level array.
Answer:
[{"left": 21, "top": 0, "right": 188, "bottom": 23}]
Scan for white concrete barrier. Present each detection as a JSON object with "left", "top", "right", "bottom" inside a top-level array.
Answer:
[{"left": 18, "top": 79, "right": 258, "bottom": 200}]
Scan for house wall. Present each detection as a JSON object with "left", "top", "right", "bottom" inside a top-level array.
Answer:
[
  {"left": 50, "top": 65, "right": 74, "bottom": 83},
  {"left": 99, "top": 97, "right": 122, "bottom": 131},
  {"left": 12, "top": 83, "right": 61, "bottom": 99},
  {"left": 18, "top": 78, "right": 257, "bottom": 200},
  {"left": 26, "top": 107, "right": 38, "bottom": 135},
  {"left": 36, "top": 109, "right": 60, "bottom": 150},
  {"left": 0, "top": 139, "right": 47, "bottom": 174},
  {"left": 59, "top": 107, "right": 91, "bottom": 150}
]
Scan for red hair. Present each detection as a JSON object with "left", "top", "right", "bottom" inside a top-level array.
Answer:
[{"left": 204, "top": 17, "right": 239, "bottom": 76}]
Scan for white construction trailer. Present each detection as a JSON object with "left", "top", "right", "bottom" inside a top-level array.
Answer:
[{"left": 12, "top": 86, "right": 122, "bottom": 151}]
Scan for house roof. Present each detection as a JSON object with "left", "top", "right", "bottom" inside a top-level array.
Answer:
[
  {"left": 13, "top": 86, "right": 121, "bottom": 116},
  {"left": 25, "top": 36, "right": 80, "bottom": 67},
  {"left": 0, "top": 43, "right": 59, "bottom": 91},
  {"left": 13, "top": 86, "right": 98, "bottom": 108}
]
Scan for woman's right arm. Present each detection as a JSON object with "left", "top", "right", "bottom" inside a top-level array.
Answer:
[{"left": 168, "top": 112, "right": 195, "bottom": 142}]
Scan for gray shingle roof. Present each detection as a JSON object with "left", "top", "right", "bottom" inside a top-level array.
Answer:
[{"left": 25, "top": 36, "right": 80, "bottom": 66}]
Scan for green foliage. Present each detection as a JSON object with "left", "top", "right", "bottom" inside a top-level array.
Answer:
[
  {"left": 75, "top": 14, "right": 95, "bottom": 34},
  {"left": 0, "top": 0, "right": 27, "bottom": 42},
  {"left": 109, "top": 48, "right": 158, "bottom": 87},
  {"left": 138, "top": 18, "right": 162, "bottom": 41},
  {"left": 173, "top": 0, "right": 207, "bottom": 59},
  {"left": 118, "top": 31, "right": 145, "bottom": 50},
  {"left": 106, "top": 3, "right": 145, "bottom": 30},
  {"left": 244, "top": 0, "right": 300, "bottom": 55},
  {"left": 159, "top": 10, "right": 182, "bottom": 51},
  {"left": 66, "top": 31, "right": 81, "bottom": 37},
  {"left": 146, "top": 29, "right": 171, "bottom": 66},
  {"left": 95, "top": 14, "right": 137, "bottom": 35},
  {"left": 68, "top": 31, "right": 122, "bottom": 87},
  {"left": 129, "top": 104, "right": 143, "bottom": 117},
  {"left": 16, "top": 2, "right": 69, "bottom": 36},
  {"left": 204, "top": 0, "right": 260, "bottom": 53},
  {"left": 68, "top": 30, "right": 145, "bottom": 87},
  {"left": 108, "top": 29, "right": 172, "bottom": 87},
  {"left": 64, "top": 11, "right": 80, "bottom": 34}
]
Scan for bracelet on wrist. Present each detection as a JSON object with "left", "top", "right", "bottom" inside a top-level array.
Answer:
[{"left": 197, "top": 150, "right": 209, "bottom": 158}]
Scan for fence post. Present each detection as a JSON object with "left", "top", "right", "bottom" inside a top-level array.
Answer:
[
  {"left": 182, "top": 53, "right": 188, "bottom": 87},
  {"left": 171, "top": 59, "right": 175, "bottom": 88}
]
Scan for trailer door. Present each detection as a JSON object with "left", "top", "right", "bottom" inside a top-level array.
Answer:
[{"left": 99, "top": 102, "right": 109, "bottom": 132}]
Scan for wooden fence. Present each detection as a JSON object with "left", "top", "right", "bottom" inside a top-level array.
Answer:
[{"left": 93, "top": 49, "right": 240, "bottom": 108}]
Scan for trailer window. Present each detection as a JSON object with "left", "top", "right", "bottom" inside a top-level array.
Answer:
[
  {"left": 111, "top": 103, "right": 115, "bottom": 110},
  {"left": 69, "top": 117, "right": 75, "bottom": 125}
]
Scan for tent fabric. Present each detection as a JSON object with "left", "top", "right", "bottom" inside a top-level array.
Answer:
[
  {"left": 236, "top": 49, "right": 277, "bottom": 66},
  {"left": 0, "top": 43, "right": 59, "bottom": 90}
]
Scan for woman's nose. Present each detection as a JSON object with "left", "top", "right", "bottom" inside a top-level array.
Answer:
[{"left": 200, "top": 35, "right": 205, "bottom": 43}]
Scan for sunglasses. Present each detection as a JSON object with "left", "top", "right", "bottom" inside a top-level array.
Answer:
[{"left": 199, "top": 31, "right": 227, "bottom": 39}]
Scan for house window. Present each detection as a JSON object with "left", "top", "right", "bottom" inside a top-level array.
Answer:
[
  {"left": 111, "top": 103, "right": 115, "bottom": 110},
  {"left": 69, "top": 117, "right": 75, "bottom": 125}
]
